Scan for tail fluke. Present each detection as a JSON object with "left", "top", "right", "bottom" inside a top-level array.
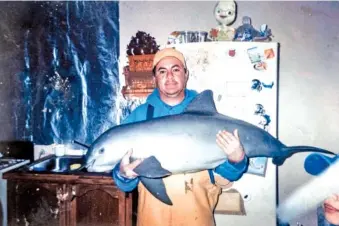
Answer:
[{"left": 272, "top": 146, "right": 335, "bottom": 166}]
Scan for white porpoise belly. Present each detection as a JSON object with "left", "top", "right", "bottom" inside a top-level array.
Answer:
[{"left": 130, "top": 131, "right": 227, "bottom": 174}]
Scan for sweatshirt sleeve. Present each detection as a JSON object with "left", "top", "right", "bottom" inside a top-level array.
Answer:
[
  {"left": 214, "top": 155, "right": 249, "bottom": 181},
  {"left": 112, "top": 161, "right": 139, "bottom": 192}
]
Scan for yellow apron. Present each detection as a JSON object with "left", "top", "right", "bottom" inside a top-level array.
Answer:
[{"left": 136, "top": 170, "right": 232, "bottom": 226}]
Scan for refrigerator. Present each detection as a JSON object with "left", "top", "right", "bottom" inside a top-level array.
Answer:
[{"left": 167, "top": 41, "right": 279, "bottom": 226}]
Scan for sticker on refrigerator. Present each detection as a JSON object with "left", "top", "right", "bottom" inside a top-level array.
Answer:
[
  {"left": 264, "top": 48, "right": 275, "bottom": 59},
  {"left": 253, "top": 104, "right": 271, "bottom": 131},
  {"left": 247, "top": 47, "right": 263, "bottom": 64},
  {"left": 253, "top": 62, "right": 267, "bottom": 71},
  {"left": 251, "top": 79, "right": 274, "bottom": 92},
  {"left": 247, "top": 47, "right": 275, "bottom": 71},
  {"left": 228, "top": 49, "right": 236, "bottom": 57},
  {"left": 254, "top": 103, "right": 265, "bottom": 115},
  {"left": 247, "top": 157, "right": 268, "bottom": 176},
  {"left": 258, "top": 114, "right": 271, "bottom": 131}
]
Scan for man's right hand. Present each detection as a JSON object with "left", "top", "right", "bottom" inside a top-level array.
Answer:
[{"left": 119, "top": 149, "right": 144, "bottom": 179}]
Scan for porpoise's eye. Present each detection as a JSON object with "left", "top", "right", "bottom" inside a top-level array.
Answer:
[{"left": 99, "top": 148, "right": 105, "bottom": 154}]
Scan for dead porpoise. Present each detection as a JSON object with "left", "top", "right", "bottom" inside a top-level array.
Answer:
[{"left": 84, "top": 89, "right": 335, "bottom": 205}]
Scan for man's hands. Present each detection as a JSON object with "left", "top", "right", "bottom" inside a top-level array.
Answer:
[
  {"left": 216, "top": 129, "right": 246, "bottom": 163},
  {"left": 119, "top": 149, "right": 144, "bottom": 179}
]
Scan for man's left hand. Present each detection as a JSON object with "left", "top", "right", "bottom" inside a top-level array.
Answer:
[{"left": 216, "top": 129, "right": 245, "bottom": 163}]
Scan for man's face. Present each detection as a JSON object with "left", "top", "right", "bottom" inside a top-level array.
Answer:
[
  {"left": 324, "top": 194, "right": 339, "bottom": 225},
  {"left": 154, "top": 56, "right": 188, "bottom": 98}
]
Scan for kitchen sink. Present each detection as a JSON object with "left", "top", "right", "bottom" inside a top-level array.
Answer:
[{"left": 25, "top": 155, "right": 86, "bottom": 173}]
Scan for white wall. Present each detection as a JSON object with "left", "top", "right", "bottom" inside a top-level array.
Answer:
[{"left": 119, "top": 1, "right": 339, "bottom": 225}]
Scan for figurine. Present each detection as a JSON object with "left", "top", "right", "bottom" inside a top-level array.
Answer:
[
  {"left": 234, "top": 16, "right": 273, "bottom": 42},
  {"left": 258, "top": 24, "right": 273, "bottom": 41},
  {"left": 167, "top": 31, "right": 183, "bottom": 45},
  {"left": 209, "top": 1, "right": 237, "bottom": 41},
  {"left": 167, "top": 31, "right": 208, "bottom": 45}
]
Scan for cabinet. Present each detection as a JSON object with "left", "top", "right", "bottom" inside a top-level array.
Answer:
[{"left": 3, "top": 172, "right": 135, "bottom": 226}]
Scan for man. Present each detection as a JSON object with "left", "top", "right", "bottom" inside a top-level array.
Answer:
[
  {"left": 304, "top": 153, "right": 339, "bottom": 226},
  {"left": 113, "top": 47, "right": 248, "bottom": 226}
]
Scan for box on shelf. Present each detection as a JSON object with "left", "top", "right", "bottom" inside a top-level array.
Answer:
[{"left": 128, "top": 54, "right": 155, "bottom": 72}]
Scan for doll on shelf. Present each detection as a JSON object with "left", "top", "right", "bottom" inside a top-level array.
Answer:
[
  {"left": 234, "top": 16, "right": 273, "bottom": 42},
  {"left": 209, "top": 1, "right": 237, "bottom": 41}
]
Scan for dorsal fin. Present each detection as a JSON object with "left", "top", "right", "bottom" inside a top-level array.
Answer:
[{"left": 183, "top": 90, "right": 218, "bottom": 115}]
